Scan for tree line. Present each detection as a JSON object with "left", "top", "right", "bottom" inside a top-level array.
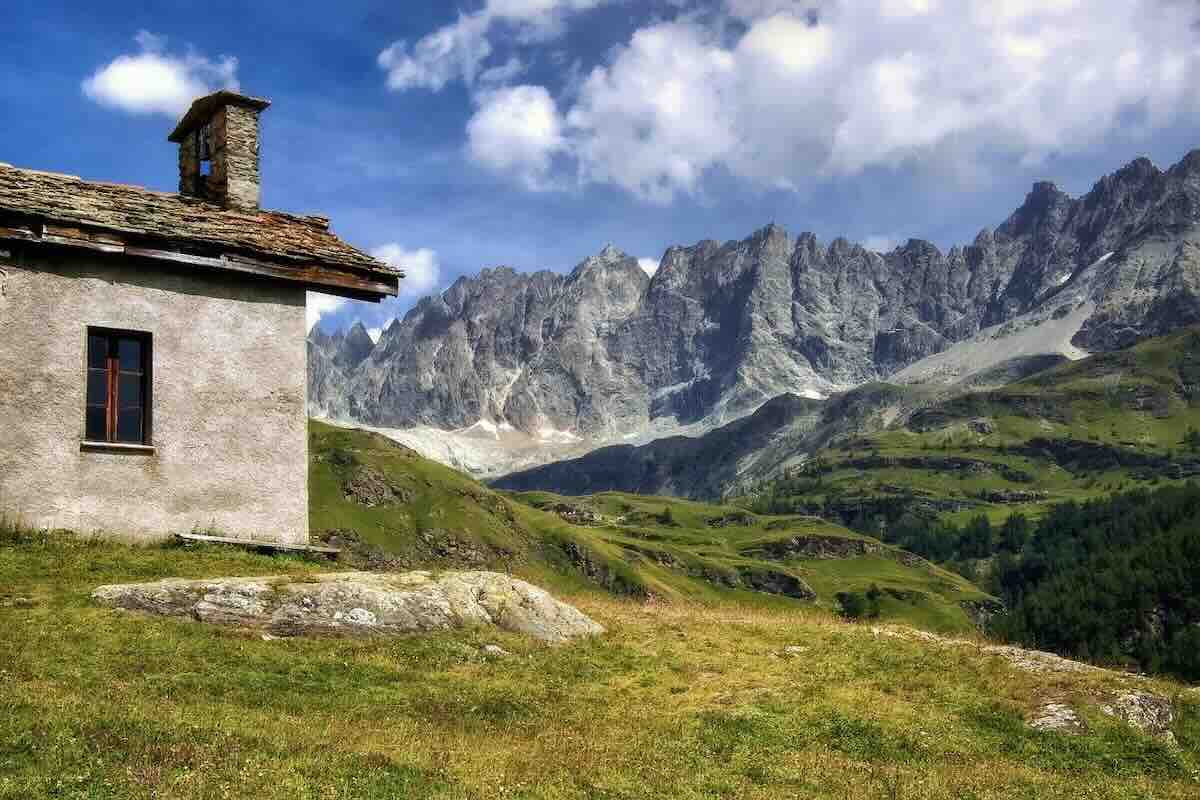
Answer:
[{"left": 884, "top": 484, "right": 1200, "bottom": 680}]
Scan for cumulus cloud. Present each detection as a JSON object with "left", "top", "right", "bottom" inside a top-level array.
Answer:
[
  {"left": 637, "top": 257, "right": 659, "bottom": 276},
  {"left": 307, "top": 293, "right": 346, "bottom": 332},
  {"left": 372, "top": 244, "right": 441, "bottom": 297},
  {"left": 466, "top": 85, "right": 566, "bottom": 188},
  {"left": 441, "top": 0, "right": 1200, "bottom": 201},
  {"left": 82, "top": 30, "right": 238, "bottom": 116},
  {"left": 378, "top": 0, "right": 607, "bottom": 92}
]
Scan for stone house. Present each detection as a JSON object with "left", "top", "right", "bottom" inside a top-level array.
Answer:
[{"left": 0, "top": 91, "right": 401, "bottom": 543}]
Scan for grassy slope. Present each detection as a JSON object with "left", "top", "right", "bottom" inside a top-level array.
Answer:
[
  {"left": 2, "top": 535, "right": 1198, "bottom": 800},
  {"left": 310, "top": 422, "right": 987, "bottom": 634},
  {"left": 748, "top": 327, "right": 1200, "bottom": 526}
]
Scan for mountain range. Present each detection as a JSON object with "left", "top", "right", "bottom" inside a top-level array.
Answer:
[{"left": 309, "top": 149, "right": 1200, "bottom": 479}]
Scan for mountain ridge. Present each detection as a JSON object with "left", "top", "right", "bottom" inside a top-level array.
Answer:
[{"left": 309, "top": 148, "right": 1200, "bottom": 475}]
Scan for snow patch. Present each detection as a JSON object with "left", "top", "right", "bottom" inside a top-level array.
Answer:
[
  {"left": 459, "top": 418, "right": 501, "bottom": 439},
  {"left": 537, "top": 425, "right": 581, "bottom": 443}
]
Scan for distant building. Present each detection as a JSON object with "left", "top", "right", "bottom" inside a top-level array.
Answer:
[{"left": 0, "top": 91, "right": 401, "bottom": 543}]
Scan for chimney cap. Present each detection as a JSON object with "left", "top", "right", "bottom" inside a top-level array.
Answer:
[{"left": 168, "top": 90, "right": 271, "bottom": 143}]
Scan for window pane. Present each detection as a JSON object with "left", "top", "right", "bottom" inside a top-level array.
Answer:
[
  {"left": 85, "top": 406, "right": 107, "bottom": 441},
  {"left": 118, "top": 373, "right": 143, "bottom": 410},
  {"left": 118, "top": 338, "right": 143, "bottom": 372},
  {"left": 87, "top": 334, "right": 108, "bottom": 369},
  {"left": 116, "top": 408, "right": 143, "bottom": 444},
  {"left": 87, "top": 369, "right": 108, "bottom": 406}
]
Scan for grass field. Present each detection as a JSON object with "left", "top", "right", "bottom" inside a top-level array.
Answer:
[
  {"left": 309, "top": 422, "right": 988, "bottom": 633},
  {"left": 1, "top": 531, "right": 1197, "bottom": 799}
]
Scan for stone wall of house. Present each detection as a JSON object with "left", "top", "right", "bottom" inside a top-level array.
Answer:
[{"left": 0, "top": 246, "right": 308, "bottom": 543}]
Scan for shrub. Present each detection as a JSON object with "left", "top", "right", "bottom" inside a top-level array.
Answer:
[{"left": 837, "top": 587, "right": 882, "bottom": 620}]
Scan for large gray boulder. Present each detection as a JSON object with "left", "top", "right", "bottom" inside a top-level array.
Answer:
[{"left": 92, "top": 571, "right": 604, "bottom": 644}]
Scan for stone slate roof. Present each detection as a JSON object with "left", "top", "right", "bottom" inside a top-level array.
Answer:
[{"left": 0, "top": 162, "right": 400, "bottom": 295}]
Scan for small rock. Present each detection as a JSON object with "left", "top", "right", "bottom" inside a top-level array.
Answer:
[
  {"left": 1030, "top": 703, "right": 1084, "bottom": 735},
  {"left": 1101, "top": 691, "right": 1176, "bottom": 743},
  {"left": 969, "top": 418, "right": 996, "bottom": 435},
  {"left": 481, "top": 644, "right": 510, "bottom": 657},
  {"left": 781, "top": 645, "right": 809, "bottom": 657}
]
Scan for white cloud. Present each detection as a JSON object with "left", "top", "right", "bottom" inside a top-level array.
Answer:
[
  {"left": 466, "top": 85, "right": 566, "bottom": 188},
  {"left": 637, "top": 257, "right": 659, "bottom": 276},
  {"left": 457, "top": 0, "right": 1200, "bottom": 201},
  {"left": 372, "top": 244, "right": 441, "bottom": 297},
  {"left": 307, "top": 293, "right": 346, "bottom": 332},
  {"left": 378, "top": 0, "right": 607, "bottom": 92},
  {"left": 82, "top": 30, "right": 238, "bottom": 116}
]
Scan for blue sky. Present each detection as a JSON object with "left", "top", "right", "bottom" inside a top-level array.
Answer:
[{"left": 4, "top": 0, "right": 1200, "bottom": 338}]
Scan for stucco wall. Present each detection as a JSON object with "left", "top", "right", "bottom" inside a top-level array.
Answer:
[{"left": 0, "top": 246, "right": 309, "bottom": 544}]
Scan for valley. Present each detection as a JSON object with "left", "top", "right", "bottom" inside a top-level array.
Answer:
[{"left": 308, "top": 421, "right": 990, "bottom": 634}]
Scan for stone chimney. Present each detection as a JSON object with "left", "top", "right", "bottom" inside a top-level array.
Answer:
[{"left": 168, "top": 91, "right": 271, "bottom": 211}]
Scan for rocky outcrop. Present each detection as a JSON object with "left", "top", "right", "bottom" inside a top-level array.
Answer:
[
  {"left": 1101, "top": 691, "right": 1176, "bottom": 743},
  {"left": 342, "top": 464, "right": 413, "bottom": 507},
  {"left": 745, "top": 533, "right": 928, "bottom": 569},
  {"left": 92, "top": 571, "right": 604, "bottom": 644}
]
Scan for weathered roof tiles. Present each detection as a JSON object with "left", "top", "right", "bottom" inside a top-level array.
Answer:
[{"left": 0, "top": 162, "right": 401, "bottom": 298}]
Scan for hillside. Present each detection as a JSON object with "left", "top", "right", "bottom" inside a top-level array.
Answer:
[
  {"left": 747, "top": 326, "right": 1200, "bottom": 529},
  {"left": 494, "top": 383, "right": 928, "bottom": 499},
  {"left": 309, "top": 421, "right": 990, "bottom": 634},
  {"left": 2, "top": 528, "right": 1198, "bottom": 799},
  {"left": 498, "top": 326, "right": 1200, "bottom": 514}
]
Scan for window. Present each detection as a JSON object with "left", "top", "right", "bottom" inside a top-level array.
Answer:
[
  {"left": 85, "top": 329, "right": 151, "bottom": 446},
  {"left": 196, "top": 122, "right": 213, "bottom": 178}
]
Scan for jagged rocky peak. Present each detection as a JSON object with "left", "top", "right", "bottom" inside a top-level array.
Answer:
[
  {"left": 338, "top": 322, "right": 376, "bottom": 369},
  {"left": 1172, "top": 148, "right": 1200, "bottom": 179}
]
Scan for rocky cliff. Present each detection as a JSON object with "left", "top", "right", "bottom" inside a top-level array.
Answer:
[{"left": 310, "top": 149, "right": 1200, "bottom": 462}]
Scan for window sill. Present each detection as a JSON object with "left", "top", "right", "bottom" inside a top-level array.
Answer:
[{"left": 80, "top": 441, "right": 155, "bottom": 455}]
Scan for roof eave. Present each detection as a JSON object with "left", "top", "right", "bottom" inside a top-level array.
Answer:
[{"left": 0, "top": 221, "right": 401, "bottom": 301}]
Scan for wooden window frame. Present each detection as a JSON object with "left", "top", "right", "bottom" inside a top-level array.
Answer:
[{"left": 84, "top": 327, "right": 153, "bottom": 448}]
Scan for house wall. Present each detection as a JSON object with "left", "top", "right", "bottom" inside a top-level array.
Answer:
[{"left": 0, "top": 246, "right": 309, "bottom": 543}]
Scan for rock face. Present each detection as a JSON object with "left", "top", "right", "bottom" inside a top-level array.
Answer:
[
  {"left": 92, "top": 571, "right": 604, "bottom": 644},
  {"left": 310, "top": 150, "right": 1200, "bottom": 456}
]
